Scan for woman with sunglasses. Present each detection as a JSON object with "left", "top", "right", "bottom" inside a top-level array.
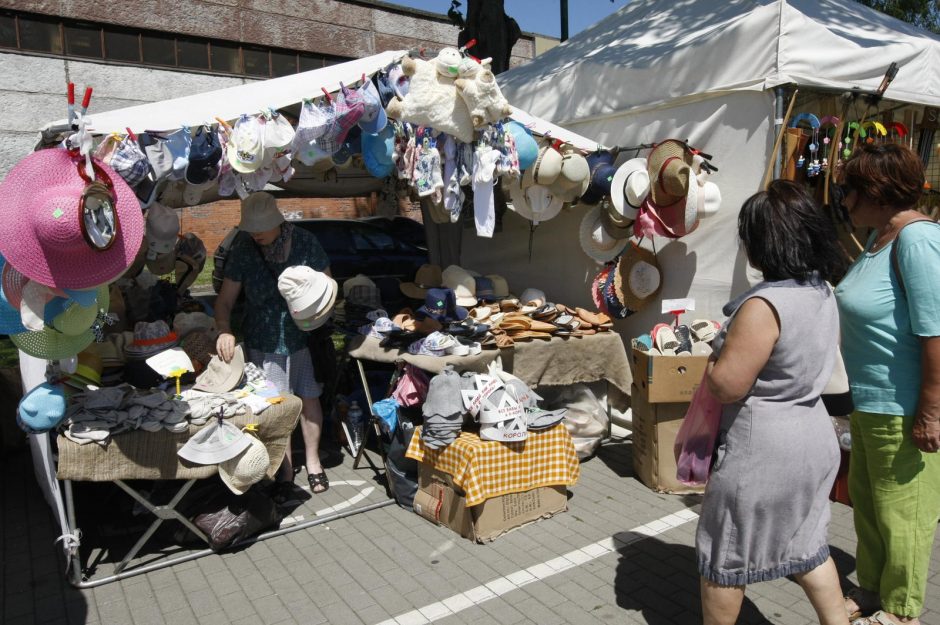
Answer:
[{"left": 834, "top": 144, "right": 940, "bottom": 625}]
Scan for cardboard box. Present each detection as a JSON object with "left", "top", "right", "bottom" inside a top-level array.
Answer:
[
  {"left": 631, "top": 384, "right": 704, "bottom": 494},
  {"left": 631, "top": 348, "right": 708, "bottom": 403},
  {"left": 413, "top": 465, "right": 567, "bottom": 542}
]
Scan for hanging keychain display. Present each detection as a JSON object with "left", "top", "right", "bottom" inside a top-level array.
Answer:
[{"left": 788, "top": 112, "right": 820, "bottom": 176}]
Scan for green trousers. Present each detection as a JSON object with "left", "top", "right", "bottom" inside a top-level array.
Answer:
[{"left": 848, "top": 410, "right": 940, "bottom": 618}]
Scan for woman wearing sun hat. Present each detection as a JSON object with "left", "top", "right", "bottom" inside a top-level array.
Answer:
[{"left": 214, "top": 191, "right": 333, "bottom": 497}]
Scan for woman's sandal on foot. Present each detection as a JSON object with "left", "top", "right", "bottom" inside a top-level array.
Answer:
[
  {"left": 308, "top": 471, "right": 329, "bottom": 494},
  {"left": 851, "top": 611, "right": 919, "bottom": 625},
  {"left": 845, "top": 587, "right": 881, "bottom": 620}
]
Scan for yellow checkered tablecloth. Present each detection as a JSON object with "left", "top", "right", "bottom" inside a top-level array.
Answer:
[{"left": 405, "top": 424, "right": 580, "bottom": 506}]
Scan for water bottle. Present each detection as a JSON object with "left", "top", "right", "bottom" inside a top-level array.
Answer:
[{"left": 347, "top": 401, "right": 365, "bottom": 451}]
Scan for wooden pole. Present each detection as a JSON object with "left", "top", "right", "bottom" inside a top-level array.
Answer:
[{"left": 762, "top": 89, "right": 799, "bottom": 191}]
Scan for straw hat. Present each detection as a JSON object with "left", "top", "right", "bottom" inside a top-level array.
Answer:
[
  {"left": 646, "top": 140, "right": 694, "bottom": 207},
  {"left": 578, "top": 205, "right": 629, "bottom": 264},
  {"left": 0, "top": 149, "right": 145, "bottom": 290},
  {"left": 400, "top": 264, "right": 443, "bottom": 299},
  {"left": 615, "top": 242, "right": 662, "bottom": 312},
  {"left": 218, "top": 433, "right": 270, "bottom": 494}
]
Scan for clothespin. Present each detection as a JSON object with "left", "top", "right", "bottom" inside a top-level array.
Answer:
[
  {"left": 80, "top": 87, "right": 93, "bottom": 117},
  {"left": 67, "top": 82, "right": 75, "bottom": 126},
  {"left": 125, "top": 127, "right": 137, "bottom": 142},
  {"left": 360, "top": 73, "right": 366, "bottom": 85},
  {"left": 321, "top": 86, "right": 333, "bottom": 102},
  {"left": 460, "top": 39, "right": 477, "bottom": 53},
  {"left": 244, "top": 423, "right": 259, "bottom": 435}
]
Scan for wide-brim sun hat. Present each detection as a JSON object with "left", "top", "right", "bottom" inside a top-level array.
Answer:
[
  {"left": 218, "top": 433, "right": 270, "bottom": 494},
  {"left": 616, "top": 242, "right": 662, "bottom": 312},
  {"left": 193, "top": 344, "right": 246, "bottom": 393},
  {"left": 508, "top": 176, "right": 564, "bottom": 224},
  {"left": 579, "top": 205, "right": 629, "bottom": 264},
  {"left": 0, "top": 149, "right": 145, "bottom": 290},
  {"left": 549, "top": 151, "right": 591, "bottom": 203},
  {"left": 400, "top": 263, "right": 443, "bottom": 299},
  {"left": 646, "top": 175, "right": 700, "bottom": 238},
  {"left": 530, "top": 144, "right": 563, "bottom": 185},
  {"left": 178, "top": 419, "right": 252, "bottom": 465},
  {"left": 609, "top": 158, "right": 648, "bottom": 221},
  {"left": 11, "top": 325, "right": 95, "bottom": 360},
  {"left": 647, "top": 139, "right": 693, "bottom": 207}
]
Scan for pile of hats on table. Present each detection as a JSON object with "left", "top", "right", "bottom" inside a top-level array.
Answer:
[
  {"left": 356, "top": 263, "right": 616, "bottom": 356},
  {"left": 421, "top": 362, "right": 568, "bottom": 447},
  {"left": 633, "top": 319, "right": 722, "bottom": 357}
]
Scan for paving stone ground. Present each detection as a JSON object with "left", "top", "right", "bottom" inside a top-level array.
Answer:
[{"left": 2, "top": 434, "right": 938, "bottom": 625}]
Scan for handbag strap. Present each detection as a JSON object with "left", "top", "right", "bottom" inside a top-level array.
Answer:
[{"left": 890, "top": 218, "right": 938, "bottom": 296}]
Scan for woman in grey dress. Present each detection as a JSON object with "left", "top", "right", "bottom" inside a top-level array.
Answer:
[{"left": 697, "top": 181, "right": 848, "bottom": 624}]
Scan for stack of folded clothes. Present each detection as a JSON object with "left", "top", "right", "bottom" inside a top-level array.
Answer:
[{"left": 63, "top": 384, "right": 189, "bottom": 445}]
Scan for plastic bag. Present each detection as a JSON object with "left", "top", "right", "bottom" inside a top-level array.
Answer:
[
  {"left": 538, "top": 383, "right": 608, "bottom": 460},
  {"left": 674, "top": 375, "right": 722, "bottom": 486},
  {"left": 192, "top": 488, "right": 281, "bottom": 551}
]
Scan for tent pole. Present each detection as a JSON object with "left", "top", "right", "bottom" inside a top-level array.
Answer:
[{"left": 772, "top": 87, "right": 786, "bottom": 180}]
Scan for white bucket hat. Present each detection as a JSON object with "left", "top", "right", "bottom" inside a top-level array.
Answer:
[
  {"left": 178, "top": 419, "right": 251, "bottom": 465},
  {"left": 218, "top": 433, "right": 270, "bottom": 494},
  {"left": 238, "top": 192, "right": 285, "bottom": 233},
  {"left": 441, "top": 265, "right": 477, "bottom": 307},
  {"left": 277, "top": 265, "right": 338, "bottom": 331},
  {"left": 579, "top": 205, "right": 630, "bottom": 264}
]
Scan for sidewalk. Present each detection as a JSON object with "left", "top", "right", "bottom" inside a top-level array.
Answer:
[{"left": 2, "top": 435, "right": 938, "bottom": 625}]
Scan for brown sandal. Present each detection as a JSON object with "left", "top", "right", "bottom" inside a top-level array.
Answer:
[
  {"left": 308, "top": 471, "right": 329, "bottom": 494},
  {"left": 845, "top": 587, "right": 881, "bottom": 621}
]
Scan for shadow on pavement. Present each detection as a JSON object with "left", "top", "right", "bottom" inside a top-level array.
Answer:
[
  {"left": 613, "top": 534, "right": 773, "bottom": 625},
  {"left": 1, "top": 448, "right": 89, "bottom": 624}
]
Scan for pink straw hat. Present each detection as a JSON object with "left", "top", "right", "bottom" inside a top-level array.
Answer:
[{"left": 0, "top": 149, "right": 144, "bottom": 289}]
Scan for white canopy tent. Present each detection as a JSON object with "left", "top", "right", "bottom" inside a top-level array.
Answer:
[{"left": 461, "top": 0, "right": 940, "bottom": 338}]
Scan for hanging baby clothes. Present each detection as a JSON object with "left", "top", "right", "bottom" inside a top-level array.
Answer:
[
  {"left": 414, "top": 133, "right": 444, "bottom": 200},
  {"left": 441, "top": 135, "right": 463, "bottom": 222},
  {"left": 472, "top": 140, "right": 500, "bottom": 238}
]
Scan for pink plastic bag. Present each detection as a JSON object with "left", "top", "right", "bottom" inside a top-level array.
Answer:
[{"left": 674, "top": 374, "right": 723, "bottom": 486}]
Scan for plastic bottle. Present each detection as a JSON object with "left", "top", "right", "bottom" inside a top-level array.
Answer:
[{"left": 347, "top": 401, "right": 365, "bottom": 451}]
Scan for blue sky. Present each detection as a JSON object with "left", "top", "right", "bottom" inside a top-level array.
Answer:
[{"left": 386, "top": 0, "right": 629, "bottom": 38}]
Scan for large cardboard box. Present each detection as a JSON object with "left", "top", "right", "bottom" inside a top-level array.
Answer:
[
  {"left": 631, "top": 347, "right": 708, "bottom": 403},
  {"left": 413, "top": 464, "right": 567, "bottom": 542},
  {"left": 631, "top": 384, "right": 705, "bottom": 494}
]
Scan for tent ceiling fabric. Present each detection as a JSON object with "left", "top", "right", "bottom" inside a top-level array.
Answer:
[{"left": 498, "top": 0, "right": 940, "bottom": 127}]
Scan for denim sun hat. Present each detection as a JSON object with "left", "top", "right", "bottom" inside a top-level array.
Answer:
[
  {"left": 506, "top": 121, "right": 538, "bottom": 171},
  {"left": 17, "top": 382, "right": 67, "bottom": 434},
  {"left": 362, "top": 125, "right": 395, "bottom": 178},
  {"left": 580, "top": 151, "right": 617, "bottom": 205}
]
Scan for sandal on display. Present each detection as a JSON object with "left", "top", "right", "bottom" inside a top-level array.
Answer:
[
  {"left": 845, "top": 588, "right": 881, "bottom": 621},
  {"left": 308, "top": 471, "right": 330, "bottom": 494},
  {"left": 652, "top": 323, "right": 680, "bottom": 355}
]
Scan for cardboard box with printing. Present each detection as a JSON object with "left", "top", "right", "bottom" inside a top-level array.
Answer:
[
  {"left": 631, "top": 384, "right": 705, "bottom": 494},
  {"left": 413, "top": 464, "right": 567, "bottom": 542}
]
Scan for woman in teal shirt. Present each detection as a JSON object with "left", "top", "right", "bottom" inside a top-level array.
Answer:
[{"left": 835, "top": 144, "right": 940, "bottom": 625}]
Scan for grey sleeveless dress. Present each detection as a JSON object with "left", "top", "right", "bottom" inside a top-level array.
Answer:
[{"left": 696, "top": 279, "right": 840, "bottom": 586}]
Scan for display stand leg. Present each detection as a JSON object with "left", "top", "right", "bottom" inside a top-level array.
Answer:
[
  {"left": 111, "top": 479, "right": 208, "bottom": 574},
  {"left": 351, "top": 359, "right": 385, "bottom": 472},
  {"left": 63, "top": 479, "right": 84, "bottom": 587}
]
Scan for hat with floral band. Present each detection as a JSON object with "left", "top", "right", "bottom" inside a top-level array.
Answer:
[
  {"left": 0, "top": 148, "right": 145, "bottom": 290},
  {"left": 616, "top": 241, "right": 662, "bottom": 312},
  {"left": 579, "top": 205, "right": 629, "bottom": 264}
]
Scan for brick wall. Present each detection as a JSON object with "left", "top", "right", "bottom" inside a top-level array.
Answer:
[{"left": 180, "top": 195, "right": 423, "bottom": 253}]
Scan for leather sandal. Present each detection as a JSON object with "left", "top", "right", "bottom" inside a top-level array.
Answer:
[
  {"left": 308, "top": 471, "right": 329, "bottom": 494},
  {"left": 851, "top": 611, "right": 917, "bottom": 625},
  {"left": 845, "top": 587, "right": 881, "bottom": 621}
]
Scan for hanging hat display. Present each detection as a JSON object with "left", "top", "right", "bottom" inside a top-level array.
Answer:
[{"left": 579, "top": 205, "right": 629, "bottom": 264}]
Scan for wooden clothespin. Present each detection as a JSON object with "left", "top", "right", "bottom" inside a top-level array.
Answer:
[{"left": 214, "top": 116, "right": 233, "bottom": 131}]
